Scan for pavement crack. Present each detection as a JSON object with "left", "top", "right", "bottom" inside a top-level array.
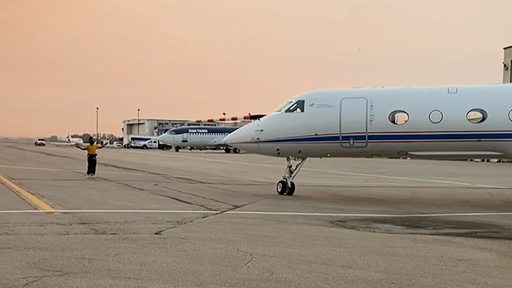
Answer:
[
  {"left": 97, "top": 163, "right": 157, "bottom": 175},
  {"left": 97, "top": 172, "right": 245, "bottom": 212},
  {"left": 149, "top": 192, "right": 217, "bottom": 210},
  {"left": 152, "top": 201, "right": 255, "bottom": 235},
  {"left": 22, "top": 278, "right": 39, "bottom": 287},
  {"left": 237, "top": 248, "right": 255, "bottom": 267},
  {"left": 91, "top": 176, "right": 215, "bottom": 210},
  {"left": 11, "top": 146, "right": 78, "bottom": 161},
  {"left": 157, "top": 184, "right": 238, "bottom": 208},
  {"left": 21, "top": 271, "right": 76, "bottom": 287},
  {"left": 153, "top": 214, "right": 214, "bottom": 235}
]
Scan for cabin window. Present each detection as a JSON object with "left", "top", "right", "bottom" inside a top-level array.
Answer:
[
  {"left": 285, "top": 100, "right": 305, "bottom": 113},
  {"left": 508, "top": 110, "right": 512, "bottom": 121},
  {"left": 466, "top": 108, "right": 487, "bottom": 124},
  {"left": 388, "top": 110, "right": 409, "bottom": 125},
  {"left": 429, "top": 110, "right": 443, "bottom": 124}
]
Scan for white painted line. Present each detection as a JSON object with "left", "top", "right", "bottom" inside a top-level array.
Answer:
[
  {"left": 229, "top": 211, "right": 512, "bottom": 217},
  {"left": 1, "top": 160, "right": 507, "bottom": 188},
  {"left": 0, "top": 210, "right": 217, "bottom": 214},
  {"left": 142, "top": 152, "right": 279, "bottom": 168},
  {"left": 0, "top": 209, "right": 511, "bottom": 217},
  {"left": 305, "top": 168, "right": 507, "bottom": 188},
  {"left": 0, "top": 165, "right": 64, "bottom": 172},
  {"left": 135, "top": 154, "right": 509, "bottom": 188},
  {"left": 0, "top": 165, "right": 142, "bottom": 175}
]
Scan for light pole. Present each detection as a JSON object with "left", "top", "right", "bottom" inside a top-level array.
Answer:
[
  {"left": 96, "top": 107, "right": 99, "bottom": 142},
  {"left": 137, "top": 108, "right": 140, "bottom": 135}
]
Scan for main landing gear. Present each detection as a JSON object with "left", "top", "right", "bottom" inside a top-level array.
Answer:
[
  {"left": 276, "top": 156, "right": 306, "bottom": 196},
  {"left": 224, "top": 147, "right": 240, "bottom": 153}
]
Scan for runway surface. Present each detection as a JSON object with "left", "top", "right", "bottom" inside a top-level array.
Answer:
[{"left": 0, "top": 140, "right": 511, "bottom": 287}]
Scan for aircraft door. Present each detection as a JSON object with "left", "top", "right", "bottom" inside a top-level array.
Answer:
[
  {"left": 340, "top": 97, "right": 368, "bottom": 148},
  {"left": 181, "top": 132, "right": 189, "bottom": 143}
]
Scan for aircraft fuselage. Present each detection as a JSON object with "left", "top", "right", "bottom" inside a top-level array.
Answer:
[
  {"left": 158, "top": 126, "right": 239, "bottom": 152},
  {"left": 225, "top": 84, "right": 512, "bottom": 160}
]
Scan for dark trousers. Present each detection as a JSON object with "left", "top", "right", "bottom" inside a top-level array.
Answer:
[{"left": 87, "top": 154, "right": 97, "bottom": 175}]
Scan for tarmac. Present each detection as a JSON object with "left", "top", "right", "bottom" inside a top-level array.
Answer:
[{"left": 0, "top": 140, "right": 511, "bottom": 287}]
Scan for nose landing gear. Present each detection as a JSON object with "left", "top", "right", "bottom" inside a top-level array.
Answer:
[{"left": 276, "top": 156, "right": 306, "bottom": 196}]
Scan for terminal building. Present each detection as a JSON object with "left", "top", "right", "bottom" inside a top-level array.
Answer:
[
  {"left": 122, "top": 115, "right": 260, "bottom": 145},
  {"left": 122, "top": 118, "right": 188, "bottom": 145}
]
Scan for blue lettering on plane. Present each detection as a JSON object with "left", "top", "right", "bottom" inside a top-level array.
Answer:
[{"left": 166, "top": 126, "right": 239, "bottom": 135}]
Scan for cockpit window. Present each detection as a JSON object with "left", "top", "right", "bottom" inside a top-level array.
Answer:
[
  {"left": 274, "top": 100, "right": 293, "bottom": 112},
  {"left": 285, "top": 100, "right": 305, "bottom": 113}
]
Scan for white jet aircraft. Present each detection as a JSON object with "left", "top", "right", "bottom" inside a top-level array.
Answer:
[
  {"left": 66, "top": 134, "right": 84, "bottom": 145},
  {"left": 223, "top": 84, "right": 512, "bottom": 196},
  {"left": 158, "top": 126, "right": 240, "bottom": 153},
  {"left": 48, "top": 134, "right": 84, "bottom": 146}
]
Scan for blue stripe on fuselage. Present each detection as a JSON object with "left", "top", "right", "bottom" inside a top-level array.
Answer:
[{"left": 257, "top": 131, "right": 512, "bottom": 144}]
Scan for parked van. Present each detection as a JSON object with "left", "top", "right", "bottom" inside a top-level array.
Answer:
[{"left": 34, "top": 138, "right": 46, "bottom": 146}]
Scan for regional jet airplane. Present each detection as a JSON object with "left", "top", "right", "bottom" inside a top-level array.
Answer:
[
  {"left": 158, "top": 126, "right": 240, "bottom": 153},
  {"left": 48, "top": 134, "right": 84, "bottom": 146},
  {"left": 66, "top": 134, "right": 84, "bottom": 145},
  {"left": 223, "top": 84, "right": 512, "bottom": 196}
]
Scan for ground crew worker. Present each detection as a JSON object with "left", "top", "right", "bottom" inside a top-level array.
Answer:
[{"left": 76, "top": 136, "right": 104, "bottom": 177}]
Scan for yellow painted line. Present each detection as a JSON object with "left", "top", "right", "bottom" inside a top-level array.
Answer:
[{"left": 0, "top": 175, "right": 56, "bottom": 212}]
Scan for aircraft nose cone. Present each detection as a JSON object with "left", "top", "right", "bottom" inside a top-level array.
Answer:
[
  {"left": 222, "top": 133, "right": 235, "bottom": 145},
  {"left": 223, "top": 124, "right": 253, "bottom": 145},
  {"left": 157, "top": 134, "right": 168, "bottom": 144}
]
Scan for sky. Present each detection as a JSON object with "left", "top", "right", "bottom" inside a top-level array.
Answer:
[{"left": 1, "top": 0, "right": 512, "bottom": 138}]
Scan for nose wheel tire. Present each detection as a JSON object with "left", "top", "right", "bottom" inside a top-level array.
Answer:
[
  {"left": 277, "top": 180, "right": 287, "bottom": 195},
  {"left": 276, "top": 157, "right": 305, "bottom": 196},
  {"left": 286, "top": 181, "right": 295, "bottom": 195},
  {"left": 276, "top": 180, "right": 295, "bottom": 196}
]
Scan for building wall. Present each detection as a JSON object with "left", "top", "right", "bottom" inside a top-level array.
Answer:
[
  {"left": 122, "top": 119, "right": 188, "bottom": 145},
  {"left": 503, "top": 46, "right": 512, "bottom": 83},
  {"left": 122, "top": 118, "right": 252, "bottom": 145}
]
